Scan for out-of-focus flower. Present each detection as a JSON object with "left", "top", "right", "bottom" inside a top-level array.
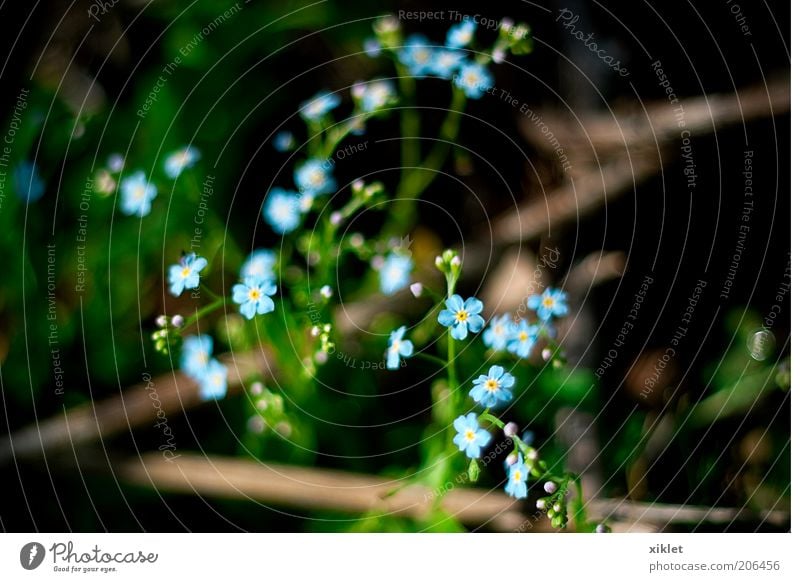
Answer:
[
  {"left": 386, "top": 326, "right": 413, "bottom": 369},
  {"left": 120, "top": 170, "right": 157, "bottom": 216},
  {"left": 164, "top": 146, "right": 200, "bottom": 178}
]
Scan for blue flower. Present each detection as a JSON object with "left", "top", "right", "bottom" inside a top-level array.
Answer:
[
  {"left": 446, "top": 20, "right": 477, "bottom": 48},
  {"left": 300, "top": 91, "right": 340, "bottom": 122},
  {"left": 199, "top": 358, "right": 228, "bottom": 400},
  {"left": 294, "top": 159, "right": 335, "bottom": 196},
  {"left": 120, "top": 171, "right": 157, "bottom": 217},
  {"left": 504, "top": 456, "right": 530, "bottom": 499},
  {"left": 273, "top": 131, "right": 295, "bottom": 152},
  {"left": 528, "top": 287, "right": 569, "bottom": 321},
  {"left": 232, "top": 276, "right": 277, "bottom": 320},
  {"left": 364, "top": 37, "right": 381, "bottom": 57},
  {"left": 180, "top": 334, "right": 213, "bottom": 380},
  {"left": 454, "top": 62, "right": 494, "bottom": 99},
  {"left": 430, "top": 48, "right": 466, "bottom": 78},
  {"left": 168, "top": 253, "right": 207, "bottom": 296},
  {"left": 379, "top": 253, "right": 413, "bottom": 295},
  {"left": 469, "top": 365, "right": 515, "bottom": 408},
  {"left": 507, "top": 320, "right": 539, "bottom": 358},
  {"left": 240, "top": 249, "right": 276, "bottom": 283},
  {"left": 263, "top": 188, "right": 301, "bottom": 234},
  {"left": 386, "top": 326, "right": 413, "bottom": 369},
  {"left": 164, "top": 146, "right": 200, "bottom": 178},
  {"left": 438, "top": 294, "right": 484, "bottom": 340},
  {"left": 453, "top": 413, "right": 491, "bottom": 459},
  {"left": 352, "top": 79, "right": 397, "bottom": 112},
  {"left": 483, "top": 313, "right": 513, "bottom": 351},
  {"left": 398, "top": 34, "right": 435, "bottom": 77},
  {"left": 13, "top": 161, "right": 45, "bottom": 203}
]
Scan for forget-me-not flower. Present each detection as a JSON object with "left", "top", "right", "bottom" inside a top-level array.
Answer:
[
  {"left": 469, "top": 365, "right": 515, "bottom": 408},
  {"left": 446, "top": 20, "right": 477, "bottom": 48},
  {"left": 430, "top": 48, "right": 466, "bottom": 78},
  {"left": 232, "top": 277, "right": 277, "bottom": 320},
  {"left": 273, "top": 131, "right": 295, "bottom": 152},
  {"left": 295, "top": 159, "right": 335, "bottom": 196},
  {"left": 164, "top": 146, "right": 200, "bottom": 178},
  {"left": 300, "top": 91, "right": 340, "bottom": 122},
  {"left": 168, "top": 252, "right": 207, "bottom": 296},
  {"left": 453, "top": 412, "right": 491, "bottom": 459},
  {"left": 352, "top": 79, "right": 396, "bottom": 112},
  {"left": 180, "top": 334, "right": 213, "bottom": 380},
  {"left": 507, "top": 319, "right": 539, "bottom": 358},
  {"left": 438, "top": 294, "right": 485, "bottom": 340},
  {"left": 528, "top": 287, "right": 569, "bottom": 321},
  {"left": 120, "top": 170, "right": 157, "bottom": 217},
  {"left": 14, "top": 161, "right": 45, "bottom": 203},
  {"left": 386, "top": 326, "right": 413, "bottom": 369},
  {"left": 379, "top": 253, "right": 413, "bottom": 295},
  {"left": 199, "top": 358, "right": 228, "bottom": 400},
  {"left": 398, "top": 34, "right": 435, "bottom": 77},
  {"left": 454, "top": 62, "right": 494, "bottom": 99},
  {"left": 483, "top": 313, "right": 513, "bottom": 351},
  {"left": 364, "top": 37, "right": 381, "bottom": 57},
  {"left": 240, "top": 249, "right": 276, "bottom": 283},
  {"left": 504, "top": 456, "right": 530, "bottom": 499},
  {"left": 263, "top": 188, "right": 301, "bottom": 234}
]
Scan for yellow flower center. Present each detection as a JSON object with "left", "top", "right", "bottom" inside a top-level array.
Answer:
[
  {"left": 519, "top": 331, "right": 529, "bottom": 341},
  {"left": 485, "top": 379, "right": 499, "bottom": 392},
  {"left": 455, "top": 310, "right": 468, "bottom": 323},
  {"left": 181, "top": 266, "right": 191, "bottom": 278},
  {"left": 513, "top": 470, "right": 522, "bottom": 483},
  {"left": 391, "top": 340, "right": 401, "bottom": 353},
  {"left": 310, "top": 170, "right": 324, "bottom": 186},
  {"left": 543, "top": 297, "right": 554, "bottom": 308},
  {"left": 248, "top": 288, "right": 262, "bottom": 301},
  {"left": 464, "top": 429, "right": 475, "bottom": 442},
  {"left": 134, "top": 185, "right": 145, "bottom": 200},
  {"left": 465, "top": 72, "right": 478, "bottom": 86}
]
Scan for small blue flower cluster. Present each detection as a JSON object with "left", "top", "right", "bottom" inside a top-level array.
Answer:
[
  {"left": 232, "top": 248, "right": 278, "bottom": 320},
  {"left": 180, "top": 334, "right": 228, "bottom": 400},
  {"left": 367, "top": 20, "right": 493, "bottom": 100},
  {"left": 482, "top": 287, "right": 569, "bottom": 358},
  {"left": 119, "top": 145, "right": 200, "bottom": 217}
]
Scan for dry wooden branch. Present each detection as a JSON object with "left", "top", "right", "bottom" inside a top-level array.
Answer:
[
  {"left": 116, "top": 452, "right": 788, "bottom": 531},
  {"left": 520, "top": 78, "right": 789, "bottom": 156},
  {"left": 0, "top": 349, "right": 271, "bottom": 463},
  {"left": 493, "top": 153, "right": 661, "bottom": 244},
  {"left": 117, "top": 452, "right": 538, "bottom": 531}
]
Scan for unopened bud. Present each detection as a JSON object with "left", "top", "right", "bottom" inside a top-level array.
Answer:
[
  {"left": 410, "top": 282, "right": 423, "bottom": 298},
  {"left": 536, "top": 498, "right": 546, "bottom": 510},
  {"left": 320, "top": 285, "right": 333, "bottom": 299},
  {"left": 250, "top": 382, "right": 264, "bottom": 396},
  {"left": 330, "top": 211, "right": 342, "bottom": 226},
  {"left": 505, "top": 453, "right": 518, "bottom": 466},
  {"left": 541, "top": 348, "right": 552, "bottom": 361},
  {"left": 503, "top": 422, "right": 518, "bottom": 437},
  {"left": 170, "top": 315, "right": 184, "bottom": 328},
  {"left": 544, "top": 481, "right": 557, "bottom": 494},
  {"left": 156, "top": 315, "right": 168, "bottom": 327}
]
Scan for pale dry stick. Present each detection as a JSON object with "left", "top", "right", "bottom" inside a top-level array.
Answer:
[
  {"left": 0, "top": 349, "right": 270, "bottom": 463},
  {"left": 493, "top": 153, "right": 662, "bottom": 245},
  {"left": 116, "top": 452, "right": 789, "bottom": 531},
  {"left": 520, "top": 78, "right": 790, "bottom": 156}
]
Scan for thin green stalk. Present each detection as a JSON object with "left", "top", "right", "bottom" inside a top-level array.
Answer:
[{"left": 180, "top": 297, "right": 224, "bottom": 332}]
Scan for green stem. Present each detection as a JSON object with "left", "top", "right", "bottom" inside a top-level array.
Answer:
[
  {"left": 180, "top": 297, "right": 224, "bottom": 332},
  {"left": 415, "top": 352, "right": 448, "bottom": 367},
  {"left": 479, "top": 410, "right": 505, "bottom": 430}
]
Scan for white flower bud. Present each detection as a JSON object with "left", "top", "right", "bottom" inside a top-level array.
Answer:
[
  {"left": 250, "top": 382, "right": 264, "bottom": 396},
  {"left": 320, "top": 285, "right": 333, "bottom": 299},
  {"left": 350, "top": 233, "right": 364, "bottom": 248},
  {"left": 527, "top": 448, "right": 539, "bottom": 462},
  {"left": 505, "top": 453, "right": 518, "bottom": 466},
  {"left": 435, "top": 256, "right": 444, "bottom": 269},
  {"left": 311, "top": 326, "right": 321, "bottom": 337},
  {"left": 330, "top": 211, "right": 342, "bottom": 226},
  {"left": 314, "top": 350, "right": 328, "bottom": 364},
  {"left": 409, "top": 282, "right": 423, "bottom": 298},
  {"left": 544, "top": 481, "right": 557, "bottom": 494},
  {"left": 541, "top": 348, "right": 552, "bottom": 361},
  {"left": 170, "top": 315, "right": 184, "bottom": 328},
  {"left": 492, "top": 48, "right": 506, "bottom": 64},
  {"left": 536, "top": 498, "right": 546, "bottom": 510},
  {"left": 503, "top": 422, "right": 518, "bottom": 437},
  {"left": 155, "top": 315, "right": 168, "bottom": 327},
  {"left": 451, "top": 256, "right": 461, "bottom": 268},
  {"left": 553, "top": 502, "right": 562, "bottom": 513}
]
